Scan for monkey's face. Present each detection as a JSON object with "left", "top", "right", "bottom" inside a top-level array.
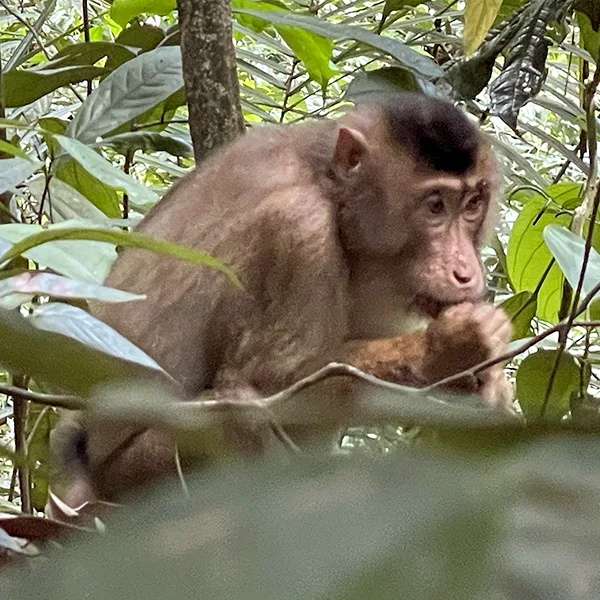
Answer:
[{"left": 404, "top": 173, "right": 491, "bottom": 318}]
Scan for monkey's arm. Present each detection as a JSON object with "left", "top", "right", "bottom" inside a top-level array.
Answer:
[
  {"left": 344, "top": 303, "right": 513, "bottom": 406},
  {"left": 344, "top": 332, "right": 432, "bottom": 389}
]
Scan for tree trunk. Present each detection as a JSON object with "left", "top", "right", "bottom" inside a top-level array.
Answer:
[{"left": 176, "top": 0, "right": 245, "bottom": 163}]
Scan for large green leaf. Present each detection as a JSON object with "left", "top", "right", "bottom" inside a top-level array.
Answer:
[
  {"left": 30, "top": 303, "right": 164, "bottom": 372},
  {"left": 27, "top": 176, "right": 115, "bottom": 224},
  {"left": 55, "top": 159, "right": 122, "bottom": 218},
  {"left": 499, "top": 291, "right": 537, "bottom": 340},
  {"left": 345, "top": 66, "right": 433, "bottom": 104},
  {"left": 0, "top": 306, "right": 162, "bottom": 396},
  {"left": 0, "top": 158, "right": 40, "bottom": 194},
  {"left": 464, "top": 0, "right": 503, "bottom": 54},
  {"left": 3, "top": 66, "right": 105, "bottom": 108},
  {"left": 578, "top": 12, "right": 600, "bottom": 61},
  {"left": 0, "top": 140, "right": 28, "bottom": 159},
  {"left": 543, "top": 225, "right": 600, "bottom": 306},
  {"left": 0, "top": 272, "right": 145, "bottom": 311},
  {"left": 233, "top": 0, "right": 337, "bottom": 87},
  {"left": 516, "top": 349, "right": 580, "bottom": 421},
  {"left": 507, "top": 198, "right": 566, "bottom": 323},
  {"left": 506, "top": 184, "right": 584, "bottom": 323},
  {"left": 56, "top": 136, "right": 159, "bottom": 212},
  {"left": 232, "top": 8, "right": 442, "bottom": 80},
  {"left": 575, "top": 0, "right": 600, "bottom": 31},
  {"left": 110, "top": 0, "right": 176, "bottom": 26},
  {"left": 0, "top": 222, "right": 117, "bottom": 283},
  {"left": 97, "top": 131, "right": 193, "bottom": 158},
  {"left": 66, "top": 47, "right": 183, "bottom": 144},
  {"left": 46, "top": 42, "right": 136, "bottom": 70},
  {"left": 276, "top": 24, "right": 337, "bottom": 87},
  {"left": 115, "top": 23, "right": 166, "bottom": 52},
  {"left": 8, "top": 437, "right": 600, "bottom": 599},
  {"left": 0, "top": 226, "right": 241, "bottom": 287}
]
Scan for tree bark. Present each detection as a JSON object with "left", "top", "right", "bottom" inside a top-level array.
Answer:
[{"left": 176, "top": 0, "right": 245, "bottom": 163}]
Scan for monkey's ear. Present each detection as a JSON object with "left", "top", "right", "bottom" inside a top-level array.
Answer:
[{"left": 333, "top": 127, "right": 368, "bottom": 174}]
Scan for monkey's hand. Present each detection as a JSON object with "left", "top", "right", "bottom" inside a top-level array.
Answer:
[{"left": 423, "top": 302, "right": 513, "bottom": 408}]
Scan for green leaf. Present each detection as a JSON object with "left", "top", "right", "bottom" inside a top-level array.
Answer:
[
  {"left": 0, "top": 140, "right": 28, "bottom": 159},
  {"left": 0, "top": 222, "right": 118, "bottom": 283},
  {"left": 464, "top": 0, "right": 503, "bottom": 54},
  {"left": 124, "top": 88, "right": 187, "bottom": 134},
  {"left": 46, "top": 42, "right": 136, "bottom": 70},
  {"left": 27, "top": 175, "right": 115, "bottom": 224},
  {"left": 232, "top": 0, "right": 287, "bottom": 31},
  {"left": 345, "top": 67, "right": 433, "bottom": 104},
  {"left": 0, "top": 158, "right": 40, "bottom": 194},
  {"left": 66, "top": 47, "right": 184, "bottom": 144},
  {"left": 578, "top": 12, "right": 600, "bottom": 61},
  {"left": 3, "top": 66, "right": 106, "bottom": 108},
  {"left": 38, "top": 117, "right": 68, "bottom": 135},
  {"left": 232, "top": 8, "right": 442, "bottom": 80},
  {"left": 543, "top": 225, "right": 600, "bottom": 305},
  {"left": 382, "top": 0, "right": 425, "bottom": 20},
  {"left": 56, "top": 135, "right": 159, "bottom": 212},
  {"left": 495, "top": 0, "right": 526, "bottom": 24},
  {"left": 18, "top": 437, "right": 600, "bottom": 600},
  {"left": 277, "top": 25, "right": 338, "bottom": 87},
  {"left": 97, "top": 131, "right": 193, "bottom": 158},
  {"left": 506, "top": 186, "right": 581, "bottom": 323},
  {"left": 0, "top": 272, "right": 145, "bottom": 310},
  {"left": 115, "top": 23, "right": 166, "bottom": 52},
  {"left": 575, "top": 0, "right": 600, "bottom": 31},
  {"left": 233, "top": 1, "right": 337, "bottom": 86},
  {"left": 516, "top": 349, "right": 580, "bottom": 421},
  {"left": 0, "top": 117, "right": 36, "bottom": 131},
  {"left": 499, "top": 291, "right": 537, "bottom": 340},
  {"left": 56, "top": 159, "right": 122, "bottom": 218},
  {"left": 30, "top": 303, "right": 164, "bottom": 372},
  {"left": 0, "top": 306, "right": 163, "bottom": 396},
  {"left": 110, "top": 0, "right": 176, "bottom": 26},
  {"left": 0, "top": 226, "right": 241, "bottom": 288}
]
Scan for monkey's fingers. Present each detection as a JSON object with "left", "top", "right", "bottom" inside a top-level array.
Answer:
[
  {"left": 480, "top": 367, "right": 514, "bottom": 409},
  {"left": 472, "top": 305, "right": 512, "bottom": 347}
]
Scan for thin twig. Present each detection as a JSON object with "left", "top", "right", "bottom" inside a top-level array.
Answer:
[
  {"left": 280, "top": 59, "right": 300, "bottom": 123},
  {"left": 82, "top": 0, "right": 92, "bottom": 96},
  {"left": 1, "top": 384, "right": 82, "bottom": 409},
  {"left": 173, "top": 448, "right": 189, "bottom": 496}
]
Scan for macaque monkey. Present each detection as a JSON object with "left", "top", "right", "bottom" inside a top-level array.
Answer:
[{"left": 49, "top": 93, "right": 512, "bottom": 507}]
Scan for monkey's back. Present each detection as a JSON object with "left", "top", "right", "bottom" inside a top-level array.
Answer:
[{"left": 91, "top": 124, "right": 349, "bottom": 395}]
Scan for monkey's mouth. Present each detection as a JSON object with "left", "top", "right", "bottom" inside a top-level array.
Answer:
[{"left": 412, "top": 295, "right": 450, "bottom": 319}]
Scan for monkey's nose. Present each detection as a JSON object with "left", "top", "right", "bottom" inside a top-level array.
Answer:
[{"left": 453, "top": 270, "right": 472, "bottom": 285}]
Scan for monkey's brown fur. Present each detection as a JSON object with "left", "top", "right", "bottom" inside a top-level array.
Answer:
[{"left": 50, "top": 94, "right": 513, "bottom": 506}]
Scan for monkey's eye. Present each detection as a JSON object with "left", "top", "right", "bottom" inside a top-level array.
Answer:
[
  {"left": 427, "top": 195, "right": 445, "bottom": 215},
  {"left": 464, "top": 196, "right": 484, "bottom": 214}
]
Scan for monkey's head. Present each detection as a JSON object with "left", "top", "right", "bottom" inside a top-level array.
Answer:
[{"left": 332, "top": 93, "right": 500, "bottom": 320}]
